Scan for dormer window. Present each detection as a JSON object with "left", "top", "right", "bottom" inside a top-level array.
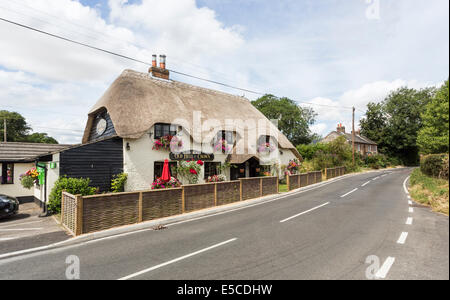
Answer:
[{"left": 154, "top": 123, "right": 178, "bottom": 140}]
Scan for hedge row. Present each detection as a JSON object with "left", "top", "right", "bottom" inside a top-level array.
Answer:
[{"left": 420, "top": 154, "right": 449, "bottom": 179}]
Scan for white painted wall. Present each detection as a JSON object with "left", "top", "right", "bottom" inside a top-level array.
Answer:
[
  {"left": 123, "top": 126, "right": 298, "bottom": 191},
  {"left": 33, "top": 153, "right": 60, "bottom": 204},
  {"left": 0, "top": 162, "right": 35, "bottom": 198}
]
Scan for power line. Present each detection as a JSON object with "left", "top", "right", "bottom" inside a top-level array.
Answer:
[{"left": 0, "top": 15, "right": 365, "bottom": 112}]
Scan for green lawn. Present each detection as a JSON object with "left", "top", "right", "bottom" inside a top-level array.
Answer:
[
  {"left": 278, "top": 184, "right": 288, "bottom": 193},
  {"left": 409, "top": 168, "right": 449, "bottom": 215}
]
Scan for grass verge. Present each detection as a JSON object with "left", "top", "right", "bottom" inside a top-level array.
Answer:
[{"left": 409, "top": 168, "right": 449, "bottom": 215}]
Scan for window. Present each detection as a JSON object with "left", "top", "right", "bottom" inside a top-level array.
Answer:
[
  {"left": 1, "top": 163, "right": 14, "bottom": 184},
  {"left": 154, "top": 124, "right": 178, "bottom": 140},
  {"left": 154, "top": 161, "right": 178, "bottom": 181},
  {"left": 214, "top": 131, "right": 234, "bottom": 153},
  {"left": 204, "top": 162, "right": 221, "bottom": 180},
  {"left": 258, "top": 135, "right": 271, "bottom": 145}
]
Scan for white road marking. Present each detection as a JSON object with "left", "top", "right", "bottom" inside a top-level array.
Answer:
[
  {"left": 406, "top": 217, "right": 413, "bottom": 225},
  {"left": 403, "top": 176, "right": 410, "bottom": 194},
  {"left": 0, "top": 220, "right": 43, "bottom": 229},
  {"left": 117, "top": 238, "right": 237, "bottom": 280},
  {"left": 0, "top": 237, "right": 18, "bottom": 241},
  {"left": 279, "top": 202, "right": 330, "bottom": 223},
  {"left": 372, "top": 176, "right": 380, "bottom": 181},
  {"left": 361, "top": 181, "right": 371, "bottom": 187},
  {"left": 397, "top": 232, "right": 408, "bottom": 244},
  {"left": 409, "top": 207, "right": 414, "bottom": 213},
  {"left": 407, "top": 195, "right": 411, "bottom": 199},
  {"left": 375, "top": 257, "right": 396, "bottom": 279},
  {"left": 340, "top": 188, "right": 358, "bottom": 198},
  {"left": 408, "top": 200, "right": 412, "bottom": 205},
  {"left": 0, "top": 228, "right": 43, "bottom": 232}
]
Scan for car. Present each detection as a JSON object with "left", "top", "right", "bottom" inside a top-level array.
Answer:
[{"left": 0, "top": 194, "right": 19, "bottom": 219}]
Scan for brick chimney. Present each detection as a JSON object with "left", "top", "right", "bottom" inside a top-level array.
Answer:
[
  {"left": 337, "top": 123, "right": 346, "bottom": 134},
  {"left": 149, "top": 54, "right": 169, "bottom": 80}
]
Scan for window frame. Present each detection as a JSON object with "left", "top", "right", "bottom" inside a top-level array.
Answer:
[
  {"left": 153, "top": 161, "right": 178, "bottom": 181},
  {"left": 154, "top": 123, "right": 178, "bottom": 140},
  {"left": 1, "top": 163, "right": 14, "bottom": 185},
  {"left": 204, "top": 162, "right": 221, "bottom": 180}
]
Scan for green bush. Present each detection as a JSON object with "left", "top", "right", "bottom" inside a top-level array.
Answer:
[
  {"left": 48, "top": 176, "right": 97, "bottom": 214},
  {"left": 365, "top": 154, "right": 388, "bottom": 169},
  {"left": 297, "top": 143, "right": 328, "bottom": 160},
  {"left": 111, "top": 173, "right": 128, "bottom": 193},
  {"left": 421, "top": 154, "right": 449, "bottom": 179}
]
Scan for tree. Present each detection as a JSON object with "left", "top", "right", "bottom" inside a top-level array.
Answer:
[
  {"left": 359, "top": 87, "right": 435, "bottom": 165},
  {"left": 0, "top": 110, "right": 58, "bottom": 144},
  {"left": 251, "top": 94, "right": 317, "bottom": 146},
  {"left": 417, "top": 80, "right": 449, "bottom": 154}
]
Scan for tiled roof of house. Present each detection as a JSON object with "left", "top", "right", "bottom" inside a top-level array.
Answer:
[
  {"left": 0, "top": 142, "right": 72, "bottom": 162},
  {"left": 338, "top": 132, "right": 377, "bottom": 145}
]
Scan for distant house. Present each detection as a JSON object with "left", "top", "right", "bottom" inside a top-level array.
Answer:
[
  {"left": 0, "top": 142, "right": 71, "bottom": 203},
  {"left": 322, "top": 124, "right": 378, "bottom": 156}
]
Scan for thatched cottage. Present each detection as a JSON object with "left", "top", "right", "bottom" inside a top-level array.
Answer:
[{"left": 34, "top": 57, "right": 301, "bottom": 198}]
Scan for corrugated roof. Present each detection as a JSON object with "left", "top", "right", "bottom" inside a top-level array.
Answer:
[{"left": 0, "top": 142, "right": 72, "bottom": 162}]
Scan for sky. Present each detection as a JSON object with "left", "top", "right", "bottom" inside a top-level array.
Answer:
[{"left": 0, "top": 0, "right": 448, "bottom": 144}]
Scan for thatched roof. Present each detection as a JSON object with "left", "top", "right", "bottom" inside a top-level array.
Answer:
[
  {"left": 83, "top": 70, "right": 300, "bottom": 158},
  {"left": 0, "top": 142, "right": 72, "bottom": 162}
]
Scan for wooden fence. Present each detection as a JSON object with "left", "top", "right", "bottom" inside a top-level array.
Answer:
[
  {"left": 61, "top": 177, "right": 279, "bottom": 236},
  {"left": 286, "top": 171, "right": 323, "bottom": 192},
  {"left": 325, "top": 166, "right": 346, "bottom": 179}
]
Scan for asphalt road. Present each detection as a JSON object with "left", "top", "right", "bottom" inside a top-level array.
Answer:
[{"left": 0, "top": 168, "right": 448, "bottom": 280}]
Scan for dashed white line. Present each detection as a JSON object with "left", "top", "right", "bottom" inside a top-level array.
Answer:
[
  {"left": 372, "top": 176, "right": 380, "bottom": 181},
  {"left": 406, "top": 217, "right": 413, "bottom": 225},
  {"left": 0, "top": 237, "right": 18, "bottom": 241},
  {"left": 0, "top": 220, "right": 43, "bottom": 229},
  {"left": 397, "top": 232, "right": 408, "bottom": 244},
  {"left": 118, "top": 238, "right": 237, "bottom": 280},
  {"left": 408, "top": 200, "right": 412, "bottom": 205},
  {"left": 409, "top": 207, "right": 414, "bottom": 213},
  {"left": 340, "top": 188, "right": 358, "bottom": 198},
  {"left": 407, "top": 195, "right": 411, "bottom": 199},
  {"left": 375, "top": 257, "right": 396, "bottom": 279},
  {"left": 280, "top": 202, "right": 330, "bottom": 223},
  {"left": 361, "top": 181, "right": 371, "bottom": 187}
]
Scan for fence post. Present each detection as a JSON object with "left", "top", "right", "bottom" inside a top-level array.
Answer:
[
  {"left": 286, "top": 175, "right": 290, "bottom": 191},
  {"left": 239, "top": 180, "right": 243, "bottom": 201},
  {"left": 277, "top": 176, "right": 279, "bottom": 193},
  {"left": 297, "top": 174, "right": 300, "bottom": 187},
  {"left": 75, "top": 194, "right": 83, "bottom": 236},
  {"left": 138, "top": 191, "right": 143, "bottom": 223},
  {"left": 61, "top": 190, "right": 65, "bottom": 225},
  {"left": 181, "top": 186, "right": 186, "bottom": 213},
  {"left": 214, "top": 183, "right": 218, "bottom": 206}
]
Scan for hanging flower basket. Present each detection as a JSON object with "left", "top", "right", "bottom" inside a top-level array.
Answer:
[
  {"left": 153, "top": 135, "right": 183, "bottom": 152},
  {"left": 258, "top": 142, "right": 276, "bottom": 154},
  {"left": 214, "top": 139, "right": 231, "bottom": 153},
  {"left": 20, "top": 168, "right": 39, "bottom": 189}
]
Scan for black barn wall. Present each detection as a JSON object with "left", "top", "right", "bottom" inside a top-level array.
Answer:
[{"left": 60, "top": 137, "right": 123, "bottom": 192}]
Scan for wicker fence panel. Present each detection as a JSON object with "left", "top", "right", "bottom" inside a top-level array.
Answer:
[
  {"left": 184, "top": 183, "right": 215, "bottom": 212},
  {"left": 142, "top": 188, "right": 182, "bottom": 221},
  {"left": 288, "top": 174, "right": 301, "bottom": 191},
  {"left": 216, "top": 181, "right": 241, "bottom": 206},
  {"left": 298, "top": 173, "right": 307, "bottom": 187},
  {"left": 241, "top": 178, "right": 261, "bottom": 200},
  {"left": 331, "top": 168, "right": 336, "bottom": 178},
  {"left": 82, "top": 193, "right": 139, "bottom": 234},
  {"left": 308, "top": 172, "right": 316, "bottom": 184},
  {"left": 62, "top": 192, "right": 77, "bottom": 235},
  {"left": 316, "top": 171, "right": 323, "bottom": 183},
  {"left": 261, "top": 177, "right": 278, "bottom": 196}
]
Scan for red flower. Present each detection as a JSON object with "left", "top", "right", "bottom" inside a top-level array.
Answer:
[
  {"left": 197, "top": 160, "right": 204, "bottom": 166},
  {"left": 189, "top": 168, "right": 198, "bottom": 175}
]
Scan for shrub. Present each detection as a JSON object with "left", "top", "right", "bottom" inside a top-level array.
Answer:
[
  {"left": 48, "top": 177, "right": 97, "bottom": 214},
  {"left": 297, "top": 143, "right": 328, "bottom": 160},
  {"left": 421, "top": 154, "right": 449, "bottom": 179},
  {"left": 365, "top": 154, "right": 388, "bottom": 169},
  {"left": 111, "top": 173, "right": 127, "bottom": 193}
]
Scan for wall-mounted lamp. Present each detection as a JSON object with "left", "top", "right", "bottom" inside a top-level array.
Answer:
[{"left": 126, "top": 142, "right": 131, "bottom": 151}]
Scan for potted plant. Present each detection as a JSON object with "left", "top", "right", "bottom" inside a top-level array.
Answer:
[
  {"left": 151, "top": 176, "right": 181, "bottom": 190},
  {"left": 20, "top": 168, "right": 39, "bottom": 189},
  {"left": 207, "top": 174, "right": 227, "bottom": 183},
  {"left": 258, "top": 142, "right": 276, "bottom": 154}
]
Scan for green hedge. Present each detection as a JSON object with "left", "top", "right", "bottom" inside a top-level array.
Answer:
[
  {"left": 420, "top": 154, "right": 449, "bottom": 179},
  {"left": 48, "top": 176, "right": 97, "bottom": 214}
]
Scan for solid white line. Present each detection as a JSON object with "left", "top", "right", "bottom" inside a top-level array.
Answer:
[
  {"left": 0, "top": 220, "right": 43, "bottom": 229},
  {"left": 117, "top": 238, "right": 237, "bottom": 280},
  {"left": 375, "top": 257, "right": 396, "bottom": 279},
  {"left": 340, "top": 188, "right": 358, "bottom": 198},
  {"left": 409, "top": 207, "right": 414, "bottom": 213},
  {"left": 406, "top": 217, "right": 413, "bottom": 225},
  {"left": 397, "top": 232, "right": 408, "bottom": 244},
  {"left": 403, "top": 176, "right": 410, "bottom": 194},
  {"left": 279, "top": 202, "right": 330, "bottom": 223},
  {"left": 361, "top": 181, "right": 371, "bottom": 187},
  {"left": 0, "top": 228, "right": 43, "bottom": 232}
]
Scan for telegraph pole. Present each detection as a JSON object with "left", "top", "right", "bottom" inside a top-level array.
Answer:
[
  {"left": 352, "top": 107, "right": 355, "bottom": 166},
  {"left": 3, "top": 119, "right": 6, "bottom": 142}
]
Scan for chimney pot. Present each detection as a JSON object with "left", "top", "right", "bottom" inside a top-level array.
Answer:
[
  {"left": 160, "top": 54, "right": 166, "bottom": 69},
  {"left": 337, "top": 123, "right": 346, "bottom": 134},
  {"left": 149, "top": 55, "right": 170, "bottom": 80},
  {"left": 152, "top": 54, "right": 157, "bottom": 67}
]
